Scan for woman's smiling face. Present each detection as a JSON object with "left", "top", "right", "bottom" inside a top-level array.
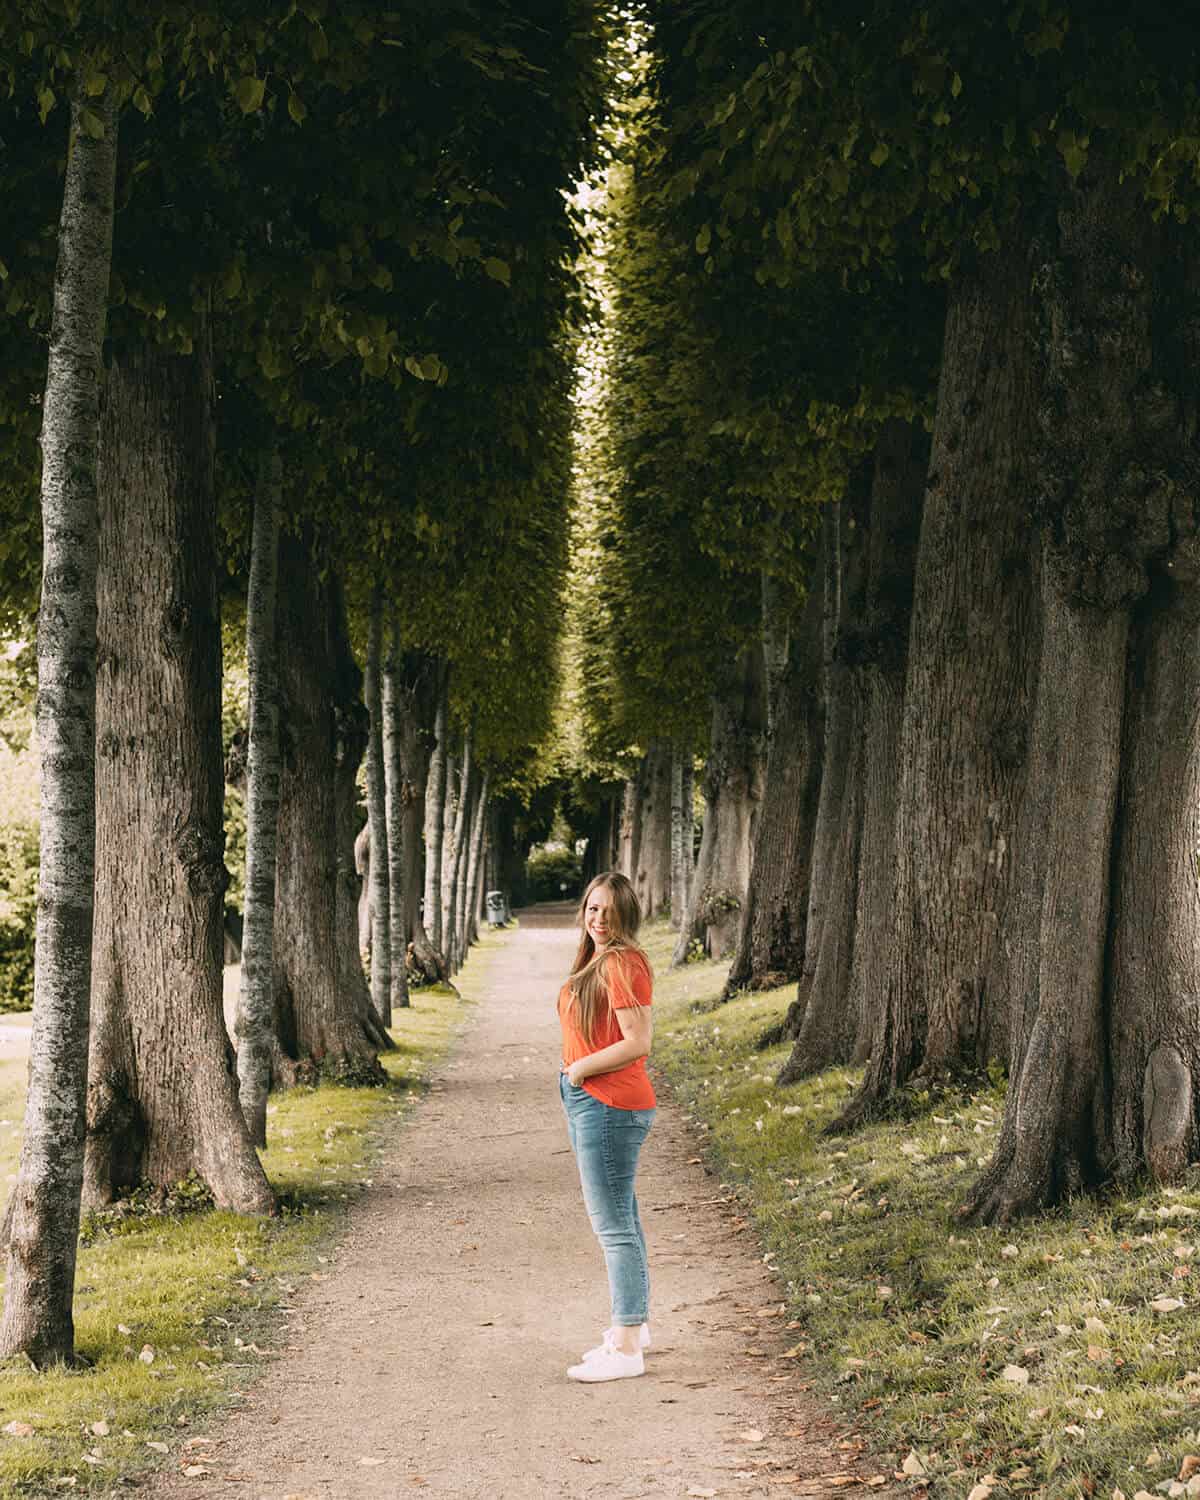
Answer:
[{"left": 585, "top": 884, "right": 615, "bottom": 947}]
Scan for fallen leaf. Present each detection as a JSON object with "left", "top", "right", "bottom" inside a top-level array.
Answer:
[
  {"left": 3, "top": 1421, "right": 34, "bottom": 1438},
  {"left": 901, "top": 1451, "right": 929, "bottom": 1477},
  {"left": 90, "top": 1421, "right": 110, "bottom": 1438},
  {"left": 739, "top": 1429, "right": 766, "bottom": 1443},
  {"left": 146, "top": 1441, "right": 169, "bottom": 1454},
  {"left": 967, "top": 1479, "right": 997, "bottom": 1500},
  {"left": 1000, "top": 1365, "right": 1029, "bottom": 1385},
  {"left": 1063, "top": 1424, "right": 1086, "bottom": 1438},
  {"left": 1181, "top": 1460, "right": 1200, "bottom": 1482},
  {"left": 687, "top": 1490, "right": 717, "bottom": 1498},
  {"left": 117, "top": 1323, "right": 132, "bottom": 1335},
  {"left": 569, "top": 1455, "right": 601, "bottom": 1464},
  {"left": 138, "top": 1345, "right": 155, "bottom": 1364},
  {"left": 1087, "top": 1345, "right": 1109, "bottom": 1363},
  {"left": 876, "top": 1286, "right": 893, "bottom": 1301},
  {"left": 50, "top": 1480, "right": 77, "bottom": 1490},
  {"left": 1152, "top": 1297, "right": 1186, "bottom": 1313},
  {"left": 358, "top": 1457, "right": 387, "bottom": 1467},
  {"left": 181, "top": 1465, "right": 209, "bottom": 1478}
]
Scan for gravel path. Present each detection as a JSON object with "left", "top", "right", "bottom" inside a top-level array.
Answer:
[{"left": 150, "top": 906, "right": 892, "bottom": 1499}]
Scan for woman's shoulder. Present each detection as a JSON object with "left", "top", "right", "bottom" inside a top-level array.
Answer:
[{"left": 601, "top": 943, "right": 653, "bottom": 1000}]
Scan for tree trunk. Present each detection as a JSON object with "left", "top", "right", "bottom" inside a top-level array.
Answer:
[
  {"left": 422, "top": 665, "right": 448, "bottom": 954},
  {"left": 272, "top": 534, "right": 388, "bottom": 1082},
  {"left": 464, "top": 771, "right": 490, "bottom": 952},
  {"left": 382, "top": 613, "right": 410, "bottom": 1011},
  {"left": 669, "top": 750, "right": 686, "bottom": 928},
  {"left": 0, "top": 84, "right": 117, "bottom": 1368},
  {"left": 837, "top": 230, "right": 1037, "bottom": 1128},
  {"left": 618, "top": 776, "right": 639, "bottom": 880},
  {"left": 85, "top": 321, "right": 274, "bottom": 1213},
  {"left": 440, "top": 748, "right": 461, "bottom": 958},
  {"left": 681, "top": 753, "right": 695, "bottom": 908},
  {"left": 392, "top": 652, "right": 441, "bottom": 984},
  {"left": 672, "top": 644, "right": 766, "bottom": 964},
  {"left": 779, "top": 463, "right": 873, "bottom": 1082},
  {"left": 633, "top": 740, "right": 673, "bottom": 918},
  {"left": 363, "top": 584, "right": 390, "bottom": 1021},
  {"left": 844, "top": 419, "right": 928, "bottom": 1064},
  {"left": 453, "top": 761, "right": 476, "bottom": 969},
  {"left": 235, "top": 453, "right": 282, "bottom": 1149},
  {"left": 726, "top": 554, "right": 824, "bottom": 1003},
  {"left": 331, "top": 576, "right": 374, "bottom": 1033},
  {"left": 963, "top": 159, "right": 1200, "bottom": 1220}
]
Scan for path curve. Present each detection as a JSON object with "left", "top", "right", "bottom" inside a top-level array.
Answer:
[{"left": 152, "top": 906, "right": 886, "bottom": 1499}]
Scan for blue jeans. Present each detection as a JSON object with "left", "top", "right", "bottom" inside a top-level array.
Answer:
[{"left": 559, "top": 1073, "right": 655, "bottom": 1326}]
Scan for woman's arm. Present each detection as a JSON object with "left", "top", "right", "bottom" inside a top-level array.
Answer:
[{"left": 566, "top": 1005, "right": 653, "bottom": 1085}]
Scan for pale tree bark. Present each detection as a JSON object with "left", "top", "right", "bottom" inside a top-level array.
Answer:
[
  {"left": 0, "top": 83, "right": 117, "bottom": 1368},
  {"left": 618, "top": 777, "right": 639, "bottom": 879},
  {"left": 454, "top": 762, "right": 477, "bottom": 969},
  {"left": 235, "top": 452, "right": 283, "bottom": 1149},
  {"left": 394, "top": 653, "right": 442, "bottom": 983},
  {"left": 440, "top": 747, "right": 461, "bottom": 956},
  {"left": 445, "top": 726, "right": 473, "bottom": 973},
  {"left": 963, "top": 161, "right": 1200, "bottom": 1221},
  {"left": 633, "top": 740, "right": 672, "bottom": 918},
  {"left": 672, "top": 644, "right": 767, "bottom": 964},
  {"left": 363, "top": 583, "right": 390, "bottom": 1022},
  {"left": 669, "top": 750, "right": 685, "bottom": 928},
  {"left": 422, "top": 665, "right": 448, "bottom": 954},
  {"left": 85, "top": 314, "right": 274, "bottom": 1214},
  {"left": 331, "top": 576, "right": 373, "bottom": 1033},
  {"left": 272, "top": 534, "right": 389, "bottom": 1082},
  {"left": 464, "top": 771, "right": 490, "bottom": 951},
  {"left": 727, "top": 551, "right": 824, "bottom": 1006},
  {"left": 382, "top": 612, "right": 409, "bottom": 1011},
  {"left": 836, "top": 229, "right": 1037, "bottom": 1129},
  {"left": 681, "top": 754, "right": 695, "bottom": 909}
]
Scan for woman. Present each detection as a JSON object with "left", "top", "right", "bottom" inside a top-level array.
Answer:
[{"left": 558, "top": 871, "right": 656, "bottom": 1383}]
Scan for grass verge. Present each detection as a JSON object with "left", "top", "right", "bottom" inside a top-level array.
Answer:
[
  {"left": 645, "top": 920, "right": 1200, "bottom": 1500},
  {"left": 0, "top": 931, "right": 500, "bottom": 1496}
]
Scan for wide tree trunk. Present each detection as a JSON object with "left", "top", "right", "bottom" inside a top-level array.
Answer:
[
  {"left": 363, "top": 584, "right": 391, "bottom": 1022},
  {"left": 0, "top": 84, "right": 117, "bottom": 1368},
  {"left": 633, "top": 740, "right": 673, "bottom": 918},
  {"left": 85, "top": 322, "right": 274, "bottom": 1213},
  {"left": 963, "top": 159, "right": 1200, "bottom": 1221},
  {"left": 836, "top": 230, "right": 1037, "bottom": 1127},
  {"left": 422, "top": 665, "right": 448, "bottom": 953},
  {"left": 330, "top": 575, "right": 374, "bottom": 1032},
  {"left": 272, "top": 534, "right": 388, "bottom": 1082},
  {"left": 726, "top": 554, "right": 824, "bottom": 1003},
  {"left": 672, "top": 644, "right": 766, "bottom": 964},
  {"left": 236, "top": 453, "right": 283, "bottom": 1149},
  {"left": 779, "top": 465, "right": 873, "bottom": 1082},
  {"left": 844, "top": 419, "right": 928, "bottom": 1063}
]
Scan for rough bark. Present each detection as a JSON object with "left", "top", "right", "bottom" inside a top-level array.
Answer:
[
  {"left": 633, "top": 740, "right": 673, "bottom": 918},
  {"left": 453, "top": 760, "right": 477, "bottom": 970},
  {"left": 779, "top": 465, "right": 873, "bottom": 1082},
  {"left": 445, "top": 727, "right": 473, "bottom": 973},
  {"left": 0, "top": 84, "right": 117, "bottom": 1367},
  {"left": 726, "top": 553, "right": 824, "bottom": 1003},
  {"left": 331, "top": 577, "right": 374, "bottom": 1035},
  {"left": 440, "top": 748, "right": 461, "bottom": 958},
  {"left": 363, "top": 584, "right": 391, "bottom": 1022},
  {"left": 236, "top": 454, "right": 283, "bottom": 1149},
  {"left": 962, "top": 159, "right": 1200, "bottom": 1220},
  {"left": 395, "top": 655, "right": 442, "bottom": 982},
  {"left": 422, "top": 666, "right": 448, "bottom": 953},
  {"left": 85, "top": 320, "right": 274, "bottom": 1214},
  {"left": 681, "top": 753, "right": 695, "bottom": 909},
  {"left": 464, "top": 772, "right": 490, "bottom": 952},
  {"left": 618, "top": 776, "right": 639, "bottom": 880},
  {"left": 837, "top": 230, "right": 1037, "bottom": 1128},
  {"left": 381, "top": 615, "right": 417, "bottom": 1012},
  {"left": 669, "top": 750, "right": 686, "bottom": 929},
  {"left": 272, "top": 534, "right": 388, "bottom": 1083},
  {"left": 672, "top": 644, "right": 766, "bottom": 964}
]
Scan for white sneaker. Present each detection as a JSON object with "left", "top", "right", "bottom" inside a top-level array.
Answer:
[
  {"left": 567, "top": 1345, "right": 645, "bottom": 1382},
  {"left": 582, "top": 1324, "right": 651, "bottom": 1361}
]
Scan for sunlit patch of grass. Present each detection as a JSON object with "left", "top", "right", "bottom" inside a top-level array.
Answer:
[
  {"left": 644, "top": 919, "right": 1200, "bottom": 1500},
  {"left": 0, "top": 936, "right": 495, "bottom": 1496}
]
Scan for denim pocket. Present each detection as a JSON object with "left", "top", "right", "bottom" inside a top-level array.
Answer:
[{"left": 618, "top": 1107, "right": 655, "bottom": 1131}]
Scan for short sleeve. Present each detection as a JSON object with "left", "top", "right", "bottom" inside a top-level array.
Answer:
[{"left": 606, "top": 950, "right": 653, "bottom": 1009}]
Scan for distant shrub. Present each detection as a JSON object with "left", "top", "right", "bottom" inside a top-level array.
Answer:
[
  {"left": 0, "top": 818, "right": 37, "bottom": 1014},
  {"left": 525, "top": 844, "right": 583, "bottom": 903}
]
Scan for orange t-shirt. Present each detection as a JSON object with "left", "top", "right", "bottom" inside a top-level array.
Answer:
[{"left": 558, "top": 948, "right": 656, "bottom": 1110}]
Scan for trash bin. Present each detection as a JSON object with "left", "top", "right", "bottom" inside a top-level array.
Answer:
[{"left": 485, "top": 890, "right": 510, "bottom": 928}]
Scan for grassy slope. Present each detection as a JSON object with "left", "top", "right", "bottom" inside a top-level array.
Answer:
[
  {"left": 0, "top": 936, "right": 498, "bottom": 1496},
  {"left": 646, "top": 920, "right": 1200, "bottom": 1500}
]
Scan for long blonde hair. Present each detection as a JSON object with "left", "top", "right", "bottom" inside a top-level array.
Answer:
[{"left": 567, "top": 872, "right": 650, "bottom": 1046}]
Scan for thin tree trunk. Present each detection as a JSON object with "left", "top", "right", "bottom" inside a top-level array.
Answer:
[
  {"left": 464, "top": 771, "right": 490, "bottom": 952},
  {"left": 440, "top": 748, "right": 460, "bottom": 958},
  {"left": 838, "top": 229, "right": 1036, "bottom": 1128},
  {"left": 331, "top": 576, "right": 374, "bottom": 1033},
  {"left": 619, "top": 777, "right": 640, "bottom": 880},
  {"left": 85, "top": 317, "right": 275, "bottom": 1213},
  {"left": 363, "top": 583, "right": 390, "bottom": 1022},
  {"left": 447, "top": 727, "right": 473, "bottom": 972},
  {"left": 727, "top": 547, "right": 825, "bottom": 1004},
  {"left": 382, "top": 612, "right": 409, "bottom": 1011},
  {"left": 454, "top": 764, "right": 476, "bottom": 969},
  {"left": 0, "top": 83, "right": 117, "bottom": 1367},
  {"left": 272, "top": 536, "right": 389, "bottom": 1080},
  {"left": 236, "top": 452, "right": 282, "bottom": 1148},
  {"left": 422, "top": 665, "right": 448, "bottom": 954},
  {"left": 672, "top": 644, "right": 767, "bottom": 964},
  {"left": 681, "top": 753, "right": 695, "bottom": 908},
  {"left": 634, "top": 740, "right": 673, "bottom": 918},
  {"left": 669, "top": 750, "right": 685, "bottom": 928},
  {"left": 398, "top": 658, "right": 444, "bottom": 986}
]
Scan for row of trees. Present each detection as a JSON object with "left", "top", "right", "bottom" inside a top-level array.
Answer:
[
  {"left": 0, "top": 2, "right": 610, "bottom": 1367},
  {"left": 572, "top": 3, "right": 1200, "bottom": 1225}
]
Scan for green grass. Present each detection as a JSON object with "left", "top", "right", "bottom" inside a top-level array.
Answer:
[
  {"left": 646, "top": 920, "right": 1200, "bottom": 1500},
  {"left": 0, "top": 934, "right": 497, "bottom": 1496}
]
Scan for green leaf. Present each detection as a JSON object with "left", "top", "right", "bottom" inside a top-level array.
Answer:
[
  {"left": 483, "top": 257, "right": 511, "bottom": 286},
  {"left": 36, "top": 85, "right": 55, "bottom": 123},
  {"left": 78, "top": 108, "right": 105, "bottom": 140},
  {"left": 695, "top": 223, "right": 712, "bottom": 254},
  {"left": 1058, "top": 130, "right": 1088, "bottom": 180},
  {"left": 287, "top": 90, "right": 307, "bottom": 125},
  {"left": 132, "top": 85, "right": 152, "bottom": 116},
  {"left": 869, "top": 141, "right": 889, "bottom": 167},
  {"left": 232, "top": 76, "right": 266, "bottom": 115},
  {"left": 84, "top": 72, "right": 107, "bottom": 97}
]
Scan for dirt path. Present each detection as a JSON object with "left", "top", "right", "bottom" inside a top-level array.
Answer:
[{"left": 152, "top": 907, "right": 890, "bottom": 1499}]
